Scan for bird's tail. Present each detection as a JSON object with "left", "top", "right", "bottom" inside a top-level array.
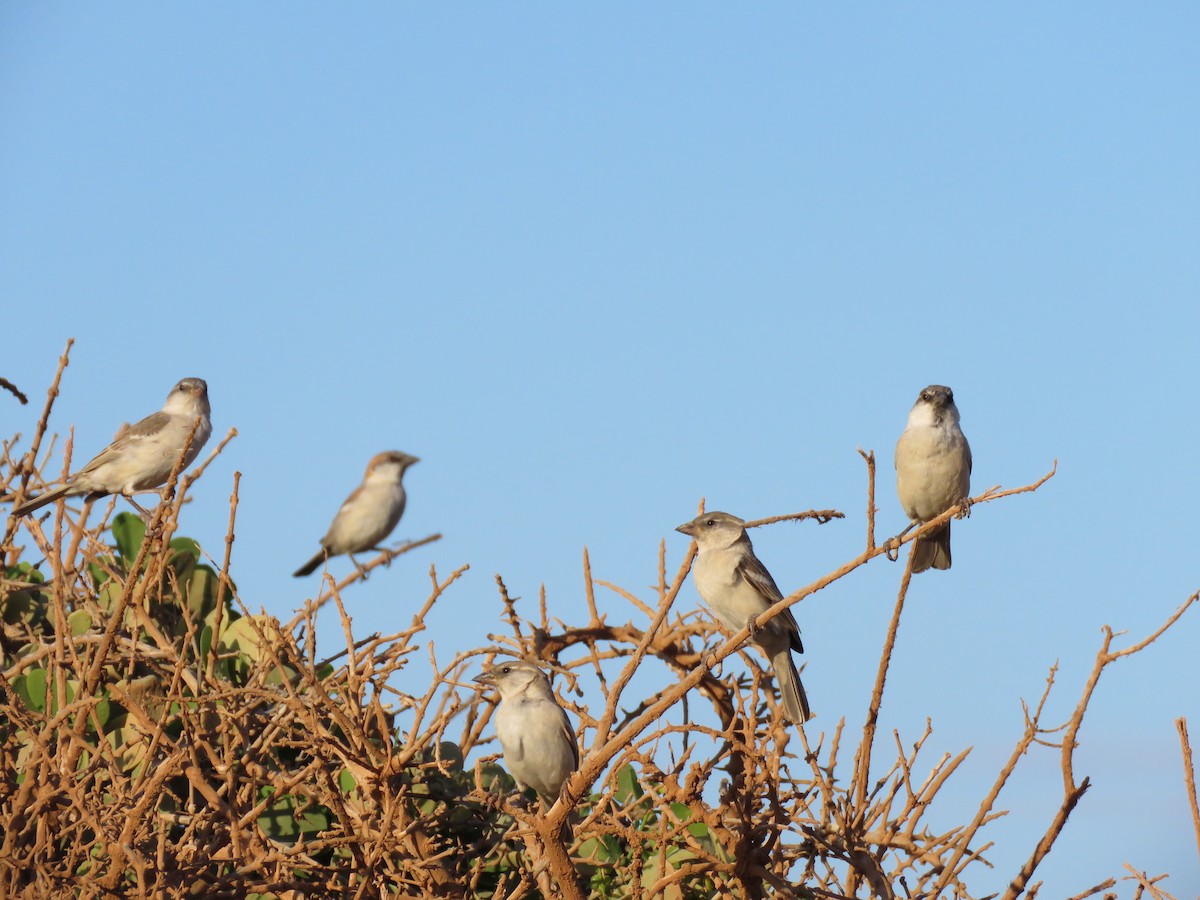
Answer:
[
  {"left": 10, "top": 484, "right": 74, "bottom": 518},
  {"left": 293, "top": 549, "right": 329, "bottom": 578},
  {"left": 771, "top": 648, "right": 811, "bottom": 724},
  {"left": 912, "top": 521, "right": 952, "bottom": 573}
]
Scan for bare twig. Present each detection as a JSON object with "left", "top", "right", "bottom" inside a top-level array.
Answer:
[
  {"left": 0, "top": 377, "right": 28, "bottom": 405},
  {"left": 1176, "top": 717, "right": 1200, "bottom": 866}
]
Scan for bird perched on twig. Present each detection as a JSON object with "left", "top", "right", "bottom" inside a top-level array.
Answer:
[
  {"left": 473, "top": 660, "right": 579, "bottom": 807},
  {"left": 676, "top": 511, "right": 811, "bottom": 724},
  {"left": 9, "top": 377, "right": 211, "bottom": 518},
  {"left": 293, "top": 451, "right": 419, "bottom": 578},
  {"left": 894, "top": 384, "right": 972, "bottom": 573}
]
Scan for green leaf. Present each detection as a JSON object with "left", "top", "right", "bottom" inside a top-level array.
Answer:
[
  {"left": 96, "top": 582, "right": 123, "bottom": 612},
  {"left": 258, "top": 798, "right": 300, "bottom": 843},
  {"left": 184, "top": 567, "right": 217, "bottom": 618},
  {"left": 217, "top": 616, "right": 263, "bottom": 658},
  {"left": 264, "top": 664, "right": 299, "bottom": 687},
  {"left": 479, "top": 763, "right": 513, "bottom": 794},
  {"left": 436, "top": 742, "right": 464, "bottom": 771},
  {"left": 169, "top": 548, "right": 197, "bottom": 592},
  {"left": 615, "top": 764, "right": 644, "bottom": 804},
  {"left": 296, "top": 805, "right": 329, "bottom": 835},
  {"left": 14, "top": 668, "right": 48, "bottom": 713},
  {"left": 1, "top": 589, "right": 47, "bottom": 627},
  {"left": 169, "top": 536, "right": 201, "bottom": 557},
  {"left": 87, "top": 557, "right": 116, "bottom": 587},
  {"left": 93, "top": 695, "right": 112, "bottom": 728},
  {"left": 338, "top": 769, "right": 356, "bottom": 793},
  {"left": 107, "top": 723, "right": 148, "bottom": 774},
  {"left": 578, "top": 834, "right": 626, "bottom": 864},
  {"left": 68, "top": 609, "right": 93, "bottom": 636},
  {"left": 111, "top": 512, "right": 147, "bottom": 561},
  {"left": 46, "top": 677, "right": 77, "bottom": 716},
  {"left": 256, "top": 793, "right": 330, "bottom": 844},
  {"left": 8, "top": 561, "right": 45, "bottom": 584}
]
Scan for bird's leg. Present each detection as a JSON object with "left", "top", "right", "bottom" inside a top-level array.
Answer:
[
  {"left": 885, "top": 522, "right": 917, "bottom": 561},
  {"left": 350, "top": 556, "right": 370, "bottom": 581},
  {"left": 125, "top": 495, "right": 154, "bottom": 521},
  {"left": 509, "top": 790, "right": 534, "bottom": 810},
  {"left": 746, "top": 613, "right": 761, "bottom": 640},
  {"left": 956, "top": 496, "right": 973, "bottom": 519}
]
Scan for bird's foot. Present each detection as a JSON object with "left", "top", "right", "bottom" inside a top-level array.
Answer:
[
  {"left": 351, "top": 557, "right": 370, "bottom": 581},
  {"left": 508, "top": 790, "right": 535, "bottom": 811},
  {"left": 886, "top": 521, "right": 917, "bottom": 561}
]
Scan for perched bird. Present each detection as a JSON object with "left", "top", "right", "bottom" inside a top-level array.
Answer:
[
  {"left": 292, "top": 451, "right": 419, "bottom": 577},
  {"left": 894, "top": 384, "right": 973, "bottom": 573},
  {"left": 473, "top": 660, "right": 579, "bottom": 807},
  {"left": 676, "top": 512, "right": 811, "bottom": 724},
  {"left": 10, "top": 378, "right": 211, "bottom": 518}
]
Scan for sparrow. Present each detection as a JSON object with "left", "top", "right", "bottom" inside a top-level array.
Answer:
[
  {"left": 292, "top": 451, "right": 419, "bottom": 577},
  {"left": 473, "top": 660, "right": 579, "bottom": 807},
  {"left": 676, "top": 511, "right": 811, "bottom": 724},
  {"left": 10, "top": 378, "right": 211, "bottom": 518},
  {"left": 894, "top": 384, "right": 972, "bottom": 573}
]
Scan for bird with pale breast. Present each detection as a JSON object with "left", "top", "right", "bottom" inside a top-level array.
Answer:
[
  {"left": 676, "top": 511, "right": 811, "bottom": 724},
  {"left": 473, "top": 659, "right": 579, "bottom": 807},
  {"left": 293, "top": 451, "right": 419, "bottom": 577},
  {"left": 894, "top": 384, "right": 972, "bottom": 573},
  {"left": 9, "top": 378, "right": 211, "bottom": 519}
]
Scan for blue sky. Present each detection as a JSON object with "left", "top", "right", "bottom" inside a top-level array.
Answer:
[{"left": 3, "top": 5, "right": 1198, "bottom": 894}]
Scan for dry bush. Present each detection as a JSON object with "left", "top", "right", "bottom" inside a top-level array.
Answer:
[{"left": 1, "top": 349, "right": 1197, "bottom": 899}]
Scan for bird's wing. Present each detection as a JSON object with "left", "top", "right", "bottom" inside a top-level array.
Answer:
[
  {"left": 75, "top": 412, "right": 172, "bottom": 476},
  {"left": 737, "top": 549, "right": 803, "bottom": 653},
  {"left": 334, "top": 484, "right": 366, "bottom": 518},
  {"left": 736, "top": 551, "right": 784, "bottom": 604},
  {"left": 558, "top": 706, "right": 580, "bottom": 770}
]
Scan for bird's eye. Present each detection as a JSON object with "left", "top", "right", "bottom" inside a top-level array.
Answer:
[
  {"left": 705, "top": 518, "right": 715, "bottom": 527},
  {"left": 500, "top": 665, "right": 511, "bottom": 674}
]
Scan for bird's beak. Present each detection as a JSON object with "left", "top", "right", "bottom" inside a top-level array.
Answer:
[
  {"left": 472, "top": 671, "right": 495, "bottom": 686},
  {"left": 675, "top": 521, "right": 697, "bottom": 537}
]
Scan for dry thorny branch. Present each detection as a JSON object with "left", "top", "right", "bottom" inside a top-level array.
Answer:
[{"left": 0, "top": 350, "right": 1195, "bottom": 898}]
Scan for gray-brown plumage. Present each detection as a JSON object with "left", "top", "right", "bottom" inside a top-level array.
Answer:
[
  {"left": 10, "top": 378, "right": 211, "bottom": 518},
  {"left": 676, "top": 512, "right": 811, "bottom": 723},
  {"left": 293, "top": 451, "right": 418, "bottom": 577},
  {"left": 895, "top": 384, "right": 972, "bottom": 573},
  {"left": 473, "top": 660, "right": 579, "bottom": 806}
]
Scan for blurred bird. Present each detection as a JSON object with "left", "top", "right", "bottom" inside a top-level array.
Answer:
[
  {"left": 676, "top": 512, "right": 811, "bottom": 724},
  {"left": 894, "top": 384, "right": 972, "bottom": 573},
  {"left": 9, "top": 378, "right": 211, "bottom": 518},
  {"left": 473, "top": 660, "right": 579, "bottom": 807},
  {"left": 292, "top": 451, "right": 419, "bottom": 577}
]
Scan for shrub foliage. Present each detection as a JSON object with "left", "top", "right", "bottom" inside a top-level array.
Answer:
[{"left": 1, "top": 358, "right": 1195, "bottom": 899}]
